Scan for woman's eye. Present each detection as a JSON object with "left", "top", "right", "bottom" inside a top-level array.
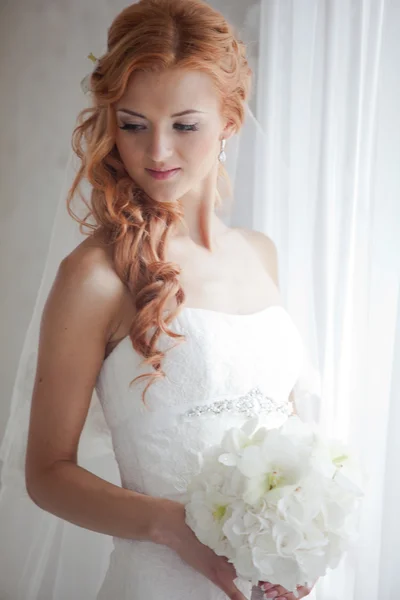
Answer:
[
  {"left": 119, "top": 123, "right": 199, "bottom": 133},
  {"left": 119, "top": 124, "right": 144, "bottom": 132},
  {"left": 174, "top": 123, "right": 199, "bottom": 132}
]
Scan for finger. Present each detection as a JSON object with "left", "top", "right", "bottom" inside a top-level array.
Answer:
[
  {"left": 262, "top": 585, "right": 286, "bottom": 597},
  {"left": 225, "top": 583, "right": 248, "bottom": 600},
  {"left": 217, "top": 579, "right": 247, "bottom": 600},
  {"left": 274, "top": 586, "right": 312, "bottom": 600},
  {"left": 260, "top": 582, "right": 275, "bottom": 591},
  {"left": 297, "top": 585, "right": 313, "bottom": 598},
  {"left": 213, "top": 569, "right": 247, "bottom": 600},
  {"left": 291, "top": 585, "right": 312, "bottom": 598}
]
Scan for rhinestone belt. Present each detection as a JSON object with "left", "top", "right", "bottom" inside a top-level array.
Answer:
[{"left": 183, "top": 387, "right": 291, "bottom": 419}]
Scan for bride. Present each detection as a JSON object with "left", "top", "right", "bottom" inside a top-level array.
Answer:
[{"left": 8, "top": 1, "right": 316, "bottom": 599}]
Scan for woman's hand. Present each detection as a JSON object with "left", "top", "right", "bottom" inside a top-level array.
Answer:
[
  {"left": 153, "top": 499, "right": 248, "bottom": 600},
  {"left": 259, "top": 579, "right": 318, "bottom": 600}
]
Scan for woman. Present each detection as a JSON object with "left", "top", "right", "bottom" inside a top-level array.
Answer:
[{"left": 24, "top": 1, "right": 315, "bottom": 599}]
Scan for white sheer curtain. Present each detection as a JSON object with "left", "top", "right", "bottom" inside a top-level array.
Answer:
[{"left": 252, "top": 1, "right": 400, "bottom": 599}]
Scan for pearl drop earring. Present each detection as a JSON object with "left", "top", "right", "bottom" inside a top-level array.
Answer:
[{"left": 218, "top": 139, "right": 227, "bottom": 163}]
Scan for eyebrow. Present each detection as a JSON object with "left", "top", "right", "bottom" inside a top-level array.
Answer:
[{"left": 116, "top": 108, "right": 206, "bottom": 118}]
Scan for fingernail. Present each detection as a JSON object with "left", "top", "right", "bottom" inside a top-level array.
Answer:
[
  {"left": 264, "top": 592, "right": 279, "bottom": 599},
  {"left": 261, "top": 583, "right": 273, "bottom": 591}
]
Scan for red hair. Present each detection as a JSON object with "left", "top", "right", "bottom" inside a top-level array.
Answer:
[{"left": 66, "top": 0, "right": 253, "bottom": 405}]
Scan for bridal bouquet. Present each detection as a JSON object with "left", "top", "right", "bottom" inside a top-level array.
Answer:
[{"left": 184, "top": 415, "right": 366, "bottom": 598}]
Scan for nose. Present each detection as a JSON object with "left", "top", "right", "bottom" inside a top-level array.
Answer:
[{"left": 147, "top": 129, "right": 173, "bottom": 163}]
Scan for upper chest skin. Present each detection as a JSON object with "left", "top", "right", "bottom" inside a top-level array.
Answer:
[{"left": 106, "top": 227, "right": 282, "bottom": 357}]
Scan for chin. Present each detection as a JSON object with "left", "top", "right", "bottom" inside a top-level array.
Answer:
[
  {"left": 138, "top": 179, "right": 191, "bottom": 206},
  {"left": 153, "top": 195, "right": 180, "bottom": 205},
  {"left": 141, "top": 186, "right": 182, "bottom": 205}
]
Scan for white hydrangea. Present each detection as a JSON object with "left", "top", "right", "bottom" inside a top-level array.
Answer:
[{"left": 184, "top": 415, "right": 366, "bottom": 596}]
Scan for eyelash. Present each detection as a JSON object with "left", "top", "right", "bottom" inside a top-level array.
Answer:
[{"left": 119, "top": 123, "right": 199, "bottom": 133}]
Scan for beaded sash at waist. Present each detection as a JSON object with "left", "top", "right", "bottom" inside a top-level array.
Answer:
[{"left": 181, "top": 387, "right": 291, "bottom": 419}]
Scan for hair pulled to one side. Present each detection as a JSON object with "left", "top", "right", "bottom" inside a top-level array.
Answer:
[{"left": 66, "top": 0, "right": 253, "bottom": 405}]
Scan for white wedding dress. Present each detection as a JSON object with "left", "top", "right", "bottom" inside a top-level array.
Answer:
[{"left": 94, "top": 303, "right": 305, "bottom": 600}]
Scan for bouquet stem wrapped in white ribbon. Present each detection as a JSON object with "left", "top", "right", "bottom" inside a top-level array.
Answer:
[{"left": 184, "top": 415, "right": 366, "bottom": 598}]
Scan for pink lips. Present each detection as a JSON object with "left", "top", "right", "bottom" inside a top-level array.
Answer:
[{"left": 145, "top": 168, "right": 180, "bottom": 181}]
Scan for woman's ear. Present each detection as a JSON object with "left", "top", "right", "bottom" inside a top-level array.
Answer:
[{"left": 221, "top": 119, "right": 237, "bottom": 141}]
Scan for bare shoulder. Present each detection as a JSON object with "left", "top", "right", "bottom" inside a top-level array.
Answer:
[
  {"left": 26, "top": 231, "right": 129, "bottom": 489},
  {"left": 235, "top": 227, "right": 280, "bottom": 288},
  {"left": 63, "top": 228, "right": 117, "bottom": 279},
  {"left": 59, "top": 230, "right": 129, "bottom": 333}
]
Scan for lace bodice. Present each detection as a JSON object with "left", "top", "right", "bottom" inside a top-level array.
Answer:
[
  {"left": 94, "top": 304, "right": 305, "bottom": 600},
  {"left": 95, "top": 305, "right": 305, "bottom": 501}
]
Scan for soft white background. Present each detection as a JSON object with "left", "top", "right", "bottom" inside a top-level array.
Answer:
[{"left": 1, "top": 1, "right": 400, "bottom": 600}]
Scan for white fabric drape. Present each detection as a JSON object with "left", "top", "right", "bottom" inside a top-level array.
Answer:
[{"left": 254, "top": 1, "right": 400, "bottom": 599}]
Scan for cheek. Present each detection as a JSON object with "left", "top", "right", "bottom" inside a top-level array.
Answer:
[
  {"left": 186, "top": 133, "right": 217, "bottom": 173},
  {"left": 115, "top": 138, "right": 141, "bottom": 173}
]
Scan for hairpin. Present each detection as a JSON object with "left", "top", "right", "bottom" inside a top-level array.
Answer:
[{"left": 80, "top": 52, "right": 99, "bottom": 94}]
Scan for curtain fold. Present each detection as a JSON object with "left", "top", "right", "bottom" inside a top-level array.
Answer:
[{"left": 256, "top": 1, "right": 400, "bottom": 599}]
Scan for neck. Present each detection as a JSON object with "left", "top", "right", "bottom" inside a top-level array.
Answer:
[{"left": 171, "top": 162, "right": 228, "bottom": 250}]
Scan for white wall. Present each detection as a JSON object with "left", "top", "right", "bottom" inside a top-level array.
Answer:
[{"left": 0, "top": 0, "right": 260, "bottom": 442}]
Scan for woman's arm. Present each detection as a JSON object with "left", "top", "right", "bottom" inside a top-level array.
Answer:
[
  {"left": 25, "top": 245, "right": 174, "bottom": 545},
  {"left": 27, "top": 458, "right": 174, "bottom": 543}
]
